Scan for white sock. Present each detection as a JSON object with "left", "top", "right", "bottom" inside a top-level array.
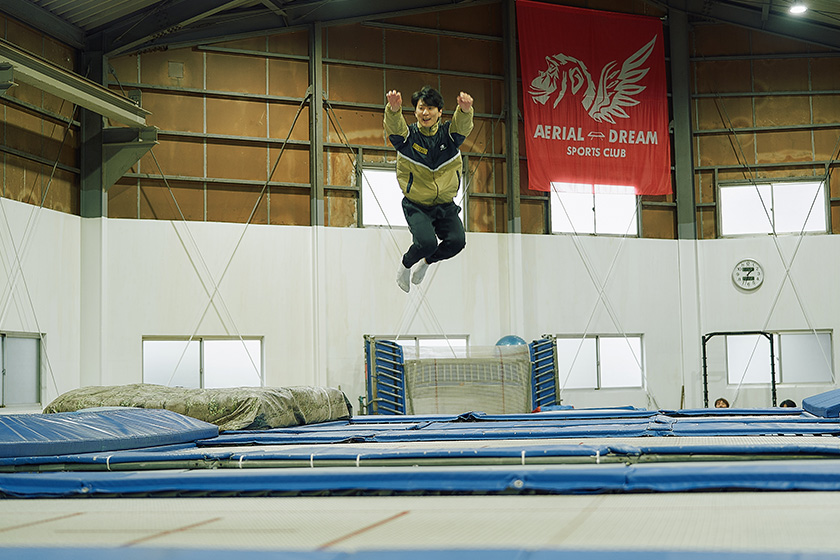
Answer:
[
  {"left": 396, "top": 263, "right": 411, "bottom": 293},
  {"left": 411, "top": 260, "right": 430, "bottom": 285}
]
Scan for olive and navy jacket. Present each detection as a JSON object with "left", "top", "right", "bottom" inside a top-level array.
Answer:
[{"left": 384, "top": 104, "right": 474, "bottom": 207}]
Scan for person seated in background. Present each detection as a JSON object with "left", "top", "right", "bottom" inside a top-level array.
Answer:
[
  {"left": 714, "top": 397, "right": 730, "bottom": 408},
  {"left": 780, "top": 399, "right": 797, "bottom": 408}
]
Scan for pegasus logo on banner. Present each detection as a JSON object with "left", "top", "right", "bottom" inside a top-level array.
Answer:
[{"left": 528, "top": 36, "right": 656, "bottom": 124}]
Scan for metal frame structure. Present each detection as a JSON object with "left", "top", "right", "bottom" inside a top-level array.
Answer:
[{"left": 701, "top": 330, "right": 777, "bottom": 408}]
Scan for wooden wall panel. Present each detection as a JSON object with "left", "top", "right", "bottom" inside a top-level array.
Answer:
[
  {"left": 269, "top": 187, "right": 310, "bottom": 226},
  {"left": 755, "top": 130, "right": 812, "bottom": 166},
  {"left": 754, "top": 96, "right": 810, "bottom": 127},
  {"left": 467, "top": 160, "right": 500, "bottom": 195},
  {"left": 140, "top": 180, "right": 205, "bottom": 221},
  {"left": 267, "top": 59, "right": 310, "bottom": 98},
  {"left": 695, "top": 171, "right": 715, "bottom": 204},
  {"left": 325, "top": 108, "right": 387, "bottom": 148},
  {"left": 693, "top": 60, "right": 751, "bottom": 94},
  {"left": 207, "top": 143, "right": 268, "bottom": 182},
  {"left": 384, "top": 29, "right": 439, "bottom": 70},
  {"left": 326, "top": 24, "right": 382, "bottom": 63},
  {"left": 814, "top": 129, "right": 840, "bottom": 161},
  {"left": 750, "top": 30, "right": 811, "bottom": 55},
  {"left": 697, "top": 134, "right": 753, "bottom": 167},
  {"left": 692, "top": 24, "right": 750, "bottom": 57},
  {"left": 326, "top": 150, "right": 356, "bottom": 187},
  {"left": 521, "top": 199, "right": 546, "bottom": 235},
  {"left": 468, "top": 198, "right": 505, "bottom": 233},
  {"left": 139, "top": 49, "right": 205, "bottom": 90},
  {"left": 5, "top": 156, "right": 40, "bottom": 204},
  {"left": 812, "top": 58, "right": 840, "bottom": 91},
  {"left": 326, "top": 190, "right": 357, "bottom": 227},
  {"left": 697, "top": 207, "right": 716, "bottom": 239},
  {"left": 440, "top": 36, "right": 496, "bottom": 76},
  {"left": 110, "top": 54, "right": 138, "bottom": 84},
  {"left": 43, "top": 168, "right": 79, "bottom": 214},
  {"left": 269, "top": 29, "right": 308, "bottom": 55},
  {"left": 206, "top": 98, "right": 267, "bottom": 137},
  {"left": 141, "top": 138, "right": 205, "bottom": 178},
  {"left": 439, "top": 4, "right": 503, "bottom": 36},
  {"left": 206, "top": 53, "right": 265, "bottom": 94},
  {"left": 694, "top": 97, "right": 753, "bottom": 130},
  {"left": 813, "top": 95, "right": 840, "bottom": 126},
  {"left": 642, "top": 207, "right": 676, "bottom": 239},
  {"left": 268, "top": 104, "right": 310, "bottom": 142},
  {"left": 206, "top": 184, "right": 264, "bottom": 224},
  {"left": 328, "top": 66, "right": 384, "bottom": 104},
  {"left": 753, "top": 58, "right": 808, "bottom": 92},
  {"left": 109, "top": 180, "right": 138, "bottom": 219},
  {"left": 383, "top": 69, "right": 441, "bottom": 102},
  {"left": 5, "top": 106, "right": 43, "bottom": 155},
  {"left": 143, "top": 92, "right": 204, "bottom": 133},
  {"left": 269, "top": 146, "right": 310, "bottom": 184}
]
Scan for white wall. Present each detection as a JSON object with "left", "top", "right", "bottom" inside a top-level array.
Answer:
[
  {"left": 0, "top": 199, "right": 81, "bottom": 406},
  {"left": 1, "top": 198, "right": 837, "bottom": 410}
]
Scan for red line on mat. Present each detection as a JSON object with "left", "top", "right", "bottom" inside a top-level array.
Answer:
[
  {"left": 0, "top": 512, "right": 85, "bottom": 532},
  {"left": 121, "top": 517, "right": 223, "bottom": 547},
  {"left": 317, "top": 510, "right": 410, "bottom": 550}
]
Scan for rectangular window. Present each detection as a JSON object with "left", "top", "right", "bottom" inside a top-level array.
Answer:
[
  {"left": 371, "top": 335, "right": 470, "bottom": 360},
  {"left": 361, "top": 167, "right": 465, "bottom": 228},
  {"left": 719, "top": 181, "right": 827, "bottom": 236},
  {"left": 726, "top": 332, "right": 833, "bottom": 385},
  {"left": 142, "top": 337, "right": 262, "bottom": 389},
  {"left": 555, "top": 335, "right": 643, "bottom": 389},
  {"left": 0, "top": 333, "right": 41, "bottom": 406},
  {"left": 550, "top": 183, "right": 638, "bottom": 236}
]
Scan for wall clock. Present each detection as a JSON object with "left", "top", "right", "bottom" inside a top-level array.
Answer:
[{"left": 732, "top": 259, "right": 764, "bottom": 291}]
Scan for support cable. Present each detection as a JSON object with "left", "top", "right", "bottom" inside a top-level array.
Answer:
[
  {"left": 550, "top": 190, "right": 658, "bottom": 409},
  {"left": 0, "top": 100, "right": 78, "bottom": 399},
  {"left": 158, "top": 92, "right": 311, "bottom": 386},
  {"left": 704, "top": 78, "right": 839, "bottom": 406}
]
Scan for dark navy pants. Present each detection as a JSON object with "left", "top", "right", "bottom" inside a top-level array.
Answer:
[{"left": 401, "top": 198, "right": 466, "bottom": 268}]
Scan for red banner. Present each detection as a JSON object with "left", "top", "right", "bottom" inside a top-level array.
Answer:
[{"left": 516, "top": 1, "right": 671, "bottom": 195}]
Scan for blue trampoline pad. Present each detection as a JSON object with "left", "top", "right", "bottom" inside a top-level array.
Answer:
[
  {"left": 4, "top": 460, "right": 840, "bottom": 498},
  {"left": 0, "top": 408, "right": 218, "bottom": 458},
  {"left": 3, "top": 549, "right": 840, "bottom": 560}
]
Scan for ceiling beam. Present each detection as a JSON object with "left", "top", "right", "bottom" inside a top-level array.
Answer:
[
  {"left": 670, "top": 0, "right": 840, "bottom": 51},
  {"left": 0, "top": 38, "right": 148, "bottom": 126},
  {"left": 0, "top": 0, "right": 84, "bottom": 49},
  {"left": 103, "top": 0, "right": 253, "bottom": 56}
]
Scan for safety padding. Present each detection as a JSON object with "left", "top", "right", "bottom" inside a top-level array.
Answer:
[
  {"left": 0, "top": 408, "right": 218, "bottom": 458},
  {"left": 803, "top": 388, "right": 840, "bottom": 418}
]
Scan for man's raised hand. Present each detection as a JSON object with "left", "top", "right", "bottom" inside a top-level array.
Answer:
[
  {"left": 457, "top": 91, "right": 473, "bottom": 112},
  {"left": 386, "top": 90, "right": 402, "bottom": 112}
]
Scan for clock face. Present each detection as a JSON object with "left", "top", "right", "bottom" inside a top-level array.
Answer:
[{"left": 732, "top": 259, "right": 764, "bottom": 290}]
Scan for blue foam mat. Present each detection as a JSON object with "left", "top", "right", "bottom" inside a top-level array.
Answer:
[
  {"left": 4, "top": 460, "right": 840, "bottom": 498},
  {"left": 3, "top": 548, "right": 839, "bottom": 560},
  {"left": 804, "top": 388, "right": 840, "bottom": 418},
  {"left": 0, "top": 408, "right": 219, "bottom": 458}
]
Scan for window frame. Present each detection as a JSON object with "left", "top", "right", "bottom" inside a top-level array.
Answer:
[
  {"left": 142, "top": 336, "right": 264, "bottom": 389},
  {"left": 549, "top": 183, "right": 640, "bottom": 237},
  {"left": 725, "top": 330, "right": 834, "bottom": 386},
  {"left": 0, "top": 331, "right": 42, "bottom": 407},
  {"left": 717, "top": 179, "right": 828, "bottom": 238},
  {"left": 367, "top": 334, "right": 471, "bottom": 360},
  {"left": 555, "top": 333, "right": 645, "bottom": 390}
]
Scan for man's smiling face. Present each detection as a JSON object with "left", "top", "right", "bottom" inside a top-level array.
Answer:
[{"left": 415, "top": 99, "right": 441, "bottom": 128}]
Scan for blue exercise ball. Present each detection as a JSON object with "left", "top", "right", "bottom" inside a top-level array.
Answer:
[{"left": 496, "top": 335, "right": 527, "bottom": 346}]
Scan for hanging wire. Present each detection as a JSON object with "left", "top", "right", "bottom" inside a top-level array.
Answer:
[
  {"left": 702, "top": 74, "right": 840, "bottom": 406},
  {"left": 157, "top": 92, "right": 311, "bottom": 386},
  {"left": 550, "top": 187, "right": 659, "bottom": 408},
  {"left": 323, "top": 96, "right": 505, "bottom": 357},
  {"left": 0, "top": 100, "right": 79, "bottom": 398}
]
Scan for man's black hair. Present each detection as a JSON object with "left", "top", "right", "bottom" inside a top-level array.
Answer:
[{"left": 411, "top": 86, "right": 444, "bottom": 110}]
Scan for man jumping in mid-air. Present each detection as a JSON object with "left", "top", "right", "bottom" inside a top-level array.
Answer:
[{"left": 384, "top": 86, "right": 474, "bottom": 293}]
